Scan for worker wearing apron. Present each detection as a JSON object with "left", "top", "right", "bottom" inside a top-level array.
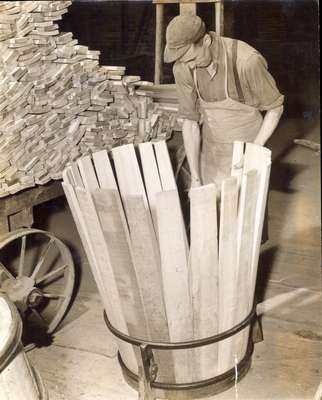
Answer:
[{"left": 164, "top": 15, "right": 284, "bottom": 190}]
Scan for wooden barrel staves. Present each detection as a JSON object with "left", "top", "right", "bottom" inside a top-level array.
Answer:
[
  {"left": 0, "top": 294, "right": 48, "bottom": 400},
  {"left": 62, "top": 140, "right": 271, "bottom": 394}
]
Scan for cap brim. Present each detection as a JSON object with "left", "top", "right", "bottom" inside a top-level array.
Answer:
[{"left": 164, "top": 43, "right": 191, "bottom": 63}]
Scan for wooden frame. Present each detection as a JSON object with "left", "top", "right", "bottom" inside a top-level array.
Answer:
[{"left": 0, "top": 181, "right": 64, "bottom": 235}]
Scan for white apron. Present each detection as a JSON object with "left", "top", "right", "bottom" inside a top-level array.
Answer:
[{"left": 194, "top": 39, "right": 263, "bottom": 187}]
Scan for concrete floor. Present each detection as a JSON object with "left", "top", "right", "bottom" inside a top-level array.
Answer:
[{"left": 27, "top": 116, "right": 321, "bottom": 400}]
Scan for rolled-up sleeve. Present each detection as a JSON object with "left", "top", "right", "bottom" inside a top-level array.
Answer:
[
  {"left": 244, "top": 53, "right": 284, "bottom": 111},
  {"left": 173, "top": 62, "right": 200, "bottom": 121}
]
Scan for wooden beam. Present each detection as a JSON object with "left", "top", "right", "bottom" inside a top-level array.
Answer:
[
  {"left": 153, "top": 0, "right": 221, "bottom": 3},
  {"left": 0, "top": 181, "right": 64, "bottom": 217},
  {"left": 190, "top": 184, "right": 219, "bottom": 380},
  {"left": 180, "top": 3, "right": 196, "bottom": 15},
  {"left": 154, "top": 3, "right": 164, "bottom": 84},
  {"left": 8, "top": 208, "right": 33, "bottom": 231},
  {"left": 215, "top": 0, "right": 224, "bottom": 36}
]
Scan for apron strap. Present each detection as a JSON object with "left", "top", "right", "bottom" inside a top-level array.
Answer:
[
  {"left": 193, "top": 68, "right": 202, "bottom": 100},
  {"left": 232, "top": 39, "right": 245, "bottom": 104}
]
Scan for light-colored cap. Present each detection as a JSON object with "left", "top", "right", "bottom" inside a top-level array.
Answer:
[{"left": 164, "top": 15, "right": 206, "bottom": 63}]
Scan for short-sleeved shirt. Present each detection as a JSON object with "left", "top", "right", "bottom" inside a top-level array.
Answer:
[{"left": 173, "top": 32, "right": 284, "bottom": 122}]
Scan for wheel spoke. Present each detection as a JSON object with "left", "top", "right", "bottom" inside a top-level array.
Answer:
[
  {"left": 0, "top": 262, "right": 15, "bottom": 280},
  {"left": 31, "top": 239, "right": 55, "bottom": 280},
  {"left": 18, "top": 235, "right": 27, "bottom": 277},
  {"left": 42, "top": 292, "right": 67, "bottom": 299},
  {"left": 35, "top": 264, "right": 68, "bottom": 285},
  {"left": 31, "top": 309, "right": 48, "bottom": 327}
]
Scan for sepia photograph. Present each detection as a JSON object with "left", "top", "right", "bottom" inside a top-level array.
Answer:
[{"left": 0, "top": 1, "right": 320, "bottom": 399}]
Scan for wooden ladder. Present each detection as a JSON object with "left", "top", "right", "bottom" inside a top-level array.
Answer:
[{"left": 153, "top": 0, "right": 224, "bottom": 84}]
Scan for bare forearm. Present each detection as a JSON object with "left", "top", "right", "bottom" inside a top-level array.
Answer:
[
  {"left": 254, "top": 105, "right": 284, "bottom": 146},
  {"left": 182, "top": 119, "right": 201, "bottom": 183}
]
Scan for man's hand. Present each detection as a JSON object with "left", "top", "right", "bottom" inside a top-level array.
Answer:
[
  {"left": 190, "top": 177, "right": 202, "bottom": 189},
  {"left": 253, "top": 105, "right": 284, "bottom": 146}
]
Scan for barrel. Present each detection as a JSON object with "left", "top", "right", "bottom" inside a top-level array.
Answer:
[
  {"left": 0, "top": 294, "right": 47, "bottom": 400},
  {"left": 63, "top": 141, "right": 271, "bottom": 398}
]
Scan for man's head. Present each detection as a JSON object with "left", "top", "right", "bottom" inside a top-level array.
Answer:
[{"left": 164, "top": 15, "right": 212, "bottom": 69}]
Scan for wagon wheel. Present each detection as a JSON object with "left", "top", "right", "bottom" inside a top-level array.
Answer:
[{"left": 0, "top": 228, "right": 75, "bottom": 350}]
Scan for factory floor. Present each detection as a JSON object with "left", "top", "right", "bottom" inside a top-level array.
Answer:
[{"left": 28, "top": 116, "right": 321, "bottom": 400}]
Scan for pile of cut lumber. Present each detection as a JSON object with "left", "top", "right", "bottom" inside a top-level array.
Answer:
[
  {"left": 0, "top": 1, "right": 179, "bottom": 198},
  {"left": 62, "top": 140, "right": 271, "bottom": 384}
]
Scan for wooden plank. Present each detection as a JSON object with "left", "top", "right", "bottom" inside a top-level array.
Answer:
[
  {"left": 62, "top": 166, "right": 75, "bottom": 187},
  {"left": 217, "top": 176, "right": 239, "bottom": 374},
  {"left": 231, "top": 140, "right": 245, "bottom": 189},
  {"left": 69, "top": 162, "right": 84, "bottom": 188},
  {"left": 190, "top": 184, "right": 219, "bottom": 380},
  {"left": 92, "top": 150, "right": 118, "bottom": 191},
  {"left": 112, "top": 144, "right": 149, "bottom": 214},
  {"left": 243, "top": 143, "right": 271, "bottom": 298},
  {"left": 156, "top": 189, "right": 193, "bottom": 383},
  {"left": 92, "top": 189, "right": 149, "bottom": 341},
  {"left": 153, "top": 140, "right": 188, "bottom": 252},
  {"left": 153, "top": 140, "right": 176, "bottom": 191},
  {"left": 74, "top": 186, "right": 138, "bottom": 373},
  {"left": 77, "top": 155, "right": 98, "bottom": 191},
  {"left": 62, "top": 182, "right": 137, "bottom": 372},
  {"left": 125, "top": 194, "right": 175, "bottom": 383},
  {"left": 234, "top": 169, "right": 259, "bottom": 362},
  {"left": 239, "top": 144, "right": 271, "bottom": 360},
  {"left": 62, "top": 183, "right": 105, "bottom": 303},
  {"left": 138, "top": 142, "right": 162, "bottom": 233}
]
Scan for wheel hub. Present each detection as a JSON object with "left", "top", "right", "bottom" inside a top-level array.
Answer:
[
  {"left": 1, "top": 276, "right": 42, "bottom": 313},
  {"left": 27, "top": 288, "right": 43, "bottom": 308}
]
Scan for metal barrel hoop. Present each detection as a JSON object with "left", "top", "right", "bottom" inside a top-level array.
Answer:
[{"left": 103, "top": 301, "right": 263, "bottom": 395}]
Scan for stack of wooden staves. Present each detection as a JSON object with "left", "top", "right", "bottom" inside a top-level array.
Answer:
[
  {"left": 0, "top": 1, "right": 179, "bottom": 198},
  {"left": 62, "top": 140, "right": 271, "bottom": 384}
]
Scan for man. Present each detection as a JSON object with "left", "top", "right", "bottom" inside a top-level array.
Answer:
[{"left": 164, "top": 15, "right": 284, "bottom": 189}]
